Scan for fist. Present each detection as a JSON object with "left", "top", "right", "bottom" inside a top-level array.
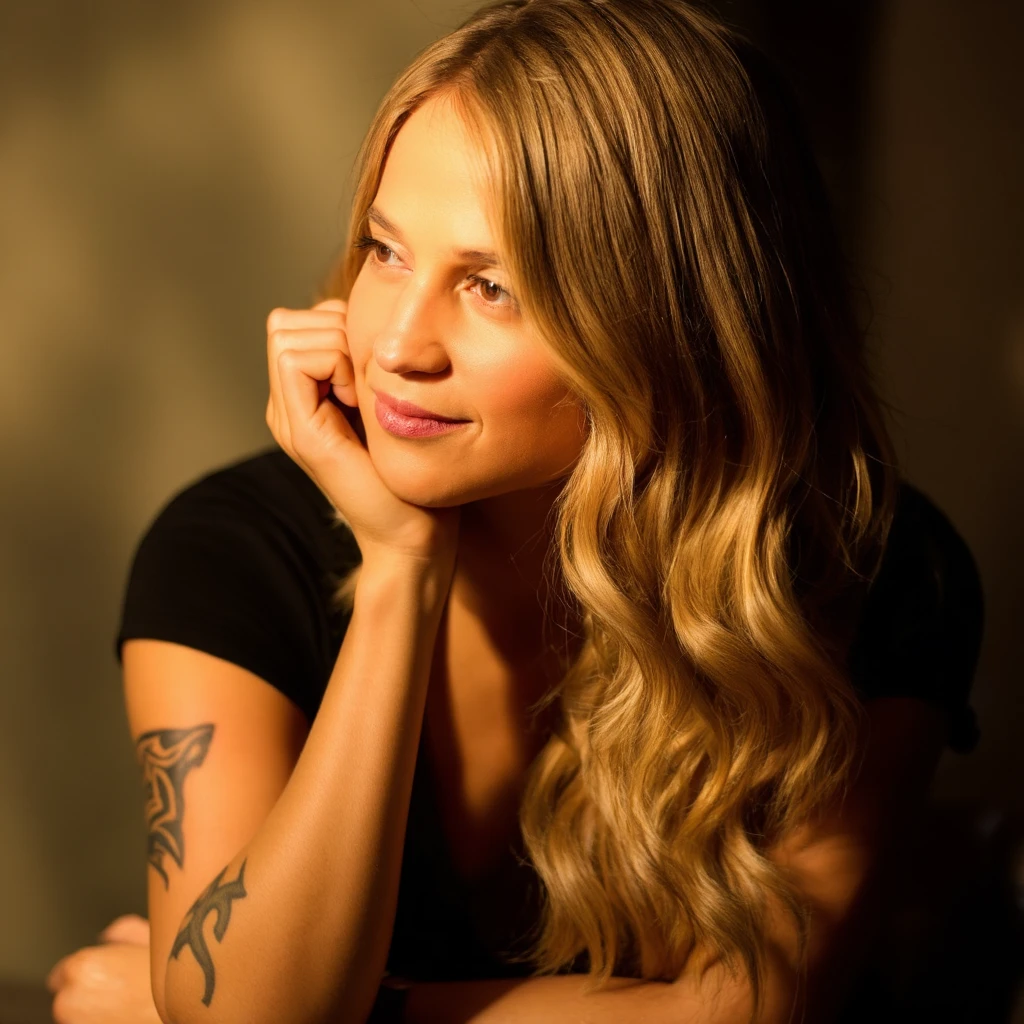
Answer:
[
  {"left": 265, "top": 299, "right": 462, "bottom": 571},
  {"left": 46, "top": 914, "right": 161, "bottom": 1024}
]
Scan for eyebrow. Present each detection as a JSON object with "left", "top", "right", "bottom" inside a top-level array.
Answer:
[{"left": 366, "top": 204, "right": 503, "bottom": 269}]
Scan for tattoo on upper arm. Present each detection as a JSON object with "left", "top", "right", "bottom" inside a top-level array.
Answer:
[
  {"left": 169, "top": 859, "right": 248, "bottom": 1007},
  {"left": 135, "top": 724, "right": 215, "bottom": 888}
]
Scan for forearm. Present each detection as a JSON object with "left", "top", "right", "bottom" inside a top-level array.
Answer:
[
  {"left": 395, "top": 946, "right": 802, "bottom": 1024},
  {"left": 399, "top": 975, "right": 680, "bottom": 1024},
  {"left": 163, "top": 559, "right": 451, "bottom": 1024}
]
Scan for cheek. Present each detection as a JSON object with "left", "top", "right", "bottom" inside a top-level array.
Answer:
[
  {"left": 479, "top": 359, "right": 586, "bottom": 459},
  {"left": 476, "top": 356, "right": 563, "bottom": 417}
]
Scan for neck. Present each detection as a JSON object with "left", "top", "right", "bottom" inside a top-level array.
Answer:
[{"left": 450, "top": 480, "right": 579, "bottom": 675}]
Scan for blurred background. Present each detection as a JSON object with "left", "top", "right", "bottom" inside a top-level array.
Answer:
[{"left": 0, "top": 0, "right": 1021, "bottom": 1019}]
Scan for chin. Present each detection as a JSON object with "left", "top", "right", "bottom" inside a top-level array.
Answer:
[{"left": 372, "top": 459, "right": 469, "bottom": 509}]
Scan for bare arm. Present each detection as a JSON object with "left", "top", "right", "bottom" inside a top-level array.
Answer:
[
  {"left": 389, "top": 699, "right": 948, "bottom": 1024},
  {"left": 162, "top": 557, "right": 453, "bottom": 1024}
]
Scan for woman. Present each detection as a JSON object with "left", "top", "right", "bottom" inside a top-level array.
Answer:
[{"left": 46, "top": 1, "right": 983, "bottom": 1022}]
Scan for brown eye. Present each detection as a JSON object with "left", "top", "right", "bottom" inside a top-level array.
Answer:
[
  {"left": 468, "top": 274, "right": 514, "bottom": 310},
  {"left": 353, "top": 235, "right": 397, "bottom": 265}
]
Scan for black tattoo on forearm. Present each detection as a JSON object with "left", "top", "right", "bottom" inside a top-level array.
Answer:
[
  {"left": 135, "top": 724, "right": 215, "bottom": 888},
  {"left": 169, "top": 859, "right": 248, "bottom": 1007}
]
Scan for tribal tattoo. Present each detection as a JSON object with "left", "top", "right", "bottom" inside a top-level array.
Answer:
[
  {"left": 169, "top": 859, "right": 248, "bottom": 1007},
  {"left": 135, "top": 724, "right": 215, "bottom": 888}
]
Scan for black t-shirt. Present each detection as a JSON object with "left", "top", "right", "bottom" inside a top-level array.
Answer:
[{"left": 114, "top": 444, "right": 984, "bottom": 980}]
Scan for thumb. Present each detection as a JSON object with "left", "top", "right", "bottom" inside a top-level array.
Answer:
[{"left": 313, "top": 297, "right": 347, "bottom": 312}]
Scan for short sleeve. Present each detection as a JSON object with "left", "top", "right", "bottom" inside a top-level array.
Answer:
[
  {"left": 114, "top": 453, "right": 347, "bottom": 725},
  {"left": 846, "top": 483, "right": 984, "bottom": 754}
]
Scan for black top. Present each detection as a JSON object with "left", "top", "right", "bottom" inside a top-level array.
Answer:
[{"left": 114, "top": 445, "right": 984, "bottom": 980}]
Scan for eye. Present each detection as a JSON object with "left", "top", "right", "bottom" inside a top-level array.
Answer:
[
  {"left": 353, "top": 234, "right": 518, "bottom": 314},
  {"left": 353, "top": 235, "right": 397, "bottom": 266},
  {"left": 467, "top": 274, "right": 515, "bottom": 310}
]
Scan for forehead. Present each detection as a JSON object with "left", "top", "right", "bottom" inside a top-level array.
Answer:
[{"left": 374, "top": 95, "right": 499, "bottom": 248}]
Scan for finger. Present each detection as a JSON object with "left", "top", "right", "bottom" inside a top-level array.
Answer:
[
  {"left": 267, "top": 327, "right": 354, "bottom": 448},
  {"left": 277, "top": 348, "right": 362, "bottom": 467},
  {"left": 278, "top": 347, "right": 357, "bottom": 428},
  {"left": 46, "top": 956, "right": 68, "bottom": 992},
  {"left": 266, "top": 315, "right": 348, "bottom": 414},
  {"left": 99, "top": 914, "right": 150, "bottom": 945},
  {"left": 268, "top": 327, "right": 349, "bottom": 354},
  {"left": 313, "top": 297, "right": 348, "bottom": 312},
  {"left": 266, "top": 305, "right": 346, "bottom": 337},
  {"left": 269, "top": 345, "right": 355, "bottom": 454},
  {"left": 100, "top": 912, "right": 149, "bottom": 931}
]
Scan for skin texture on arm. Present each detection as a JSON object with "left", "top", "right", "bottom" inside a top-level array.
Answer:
[
  {"left": 393, "top": 697, "right": 947, "bottom": 1024},
  {"left": 121, "top": 638, "right": 313, "bottom": 1024},
  {"left": 160, "top": 560, "right": 452, "bottom": 1024}
]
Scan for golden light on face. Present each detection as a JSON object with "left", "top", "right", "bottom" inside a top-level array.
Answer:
[{"left": 344, "top": 94, "right": 588, "bottom": 509}]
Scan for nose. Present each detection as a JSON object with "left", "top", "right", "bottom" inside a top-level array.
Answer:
[{"left": 373, "top": 276, "right": 451, "bottom": 376}]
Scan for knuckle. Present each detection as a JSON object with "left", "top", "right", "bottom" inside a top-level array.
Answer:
[
  {"left": 266, "top": 307, "right": 288, "bottom": 333},
  {"left": 51, "top": 989, "right": 73, "bottom": 1024},
  {"left": 277, "top": 347, "right": 300, "bottom": 371},
  {"left": 77, "top": 948, "right": 101, "bottom": 974},
  {"left": 52, "top": 981, "right": 90, "bottom": 1023},
  {"left": 56, "top": 953, "right": 80, "bottom": 983},
  {"left": 79, "top": 954, "right": 107, "bottom": 984}
]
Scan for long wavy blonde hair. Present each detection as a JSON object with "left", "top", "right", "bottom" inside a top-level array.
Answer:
[{"left": 315, "top": 0, "right": 898, "bottom": 1017}]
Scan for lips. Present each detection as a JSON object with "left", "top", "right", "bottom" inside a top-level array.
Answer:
[{"left": 373, "top": 389, "right": 467, "bottom": 423}]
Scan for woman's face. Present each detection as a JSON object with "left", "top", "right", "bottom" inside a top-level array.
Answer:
[{"left": 345, "top": 94, "right": 587, "bottom": 509}]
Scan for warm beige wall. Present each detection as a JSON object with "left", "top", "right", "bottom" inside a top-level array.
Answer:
[
  {"left": 1, "top": 0, "right": 1019, "bottom": 986},
  {"left": 0, "top": 0, "right": 482, "bottom": 983}
]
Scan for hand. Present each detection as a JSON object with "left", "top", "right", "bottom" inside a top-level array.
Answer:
[
  {"left": 45, "top": 913, "right": 162, "bottom": 1024},
  {"left": 265, "top": 299, "right": 461, "bottom": 571}
]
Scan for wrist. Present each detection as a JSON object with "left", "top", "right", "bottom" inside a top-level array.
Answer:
[{"left": 355, "top": 555, "right": 455, "bottom": 616}]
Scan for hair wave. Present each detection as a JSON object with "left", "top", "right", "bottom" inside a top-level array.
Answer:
[{"left": 316, "top": 1, "right": 898, "bottom": 1018}]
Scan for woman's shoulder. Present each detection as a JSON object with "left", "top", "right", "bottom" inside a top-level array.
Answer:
[
  {"left": 152, "top": 445, "right": 339, "bottom": 539},
  {"left": 131, "top": 444, "right": 359, "bottom": 576},
  {"left": 846, "top": 480, "right": 984, "bottom": 753},
  {"left": 114, "top": 446, "right": 360, "bottom": 723}
]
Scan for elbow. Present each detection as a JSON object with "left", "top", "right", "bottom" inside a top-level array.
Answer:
[
  {"left": 159, "top": 959, "right": 203, "bottom": 1024},
  {"left": 156, "top": 974, "right": 181, "bottom": 1024},
  {"left": 152, "top": 986, "right": 175, "bottom": 1024},
  {"left": 154, "top": 1001, "right": 175, "bottom": 1024},
  {"left": 159, "top": 937, "right": 236, "bottom": 1024},
  {"left": 147, "top": 947, "right": 174, "bottom": 1024}
]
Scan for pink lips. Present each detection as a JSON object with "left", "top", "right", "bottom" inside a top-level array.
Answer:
[
  {"left": 374, "top": 390, "right": 465, "bottom": 422},
  {"left": 373, "top": 391, "right": 469, "bottom": 439}
]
